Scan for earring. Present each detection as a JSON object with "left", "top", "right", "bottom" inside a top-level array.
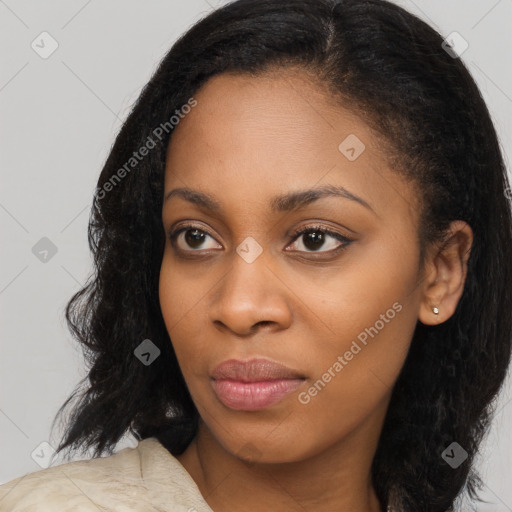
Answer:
[{"left": 432, "top": 306, "right": 439, "bottom": 315}]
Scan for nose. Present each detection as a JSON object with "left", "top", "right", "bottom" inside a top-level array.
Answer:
[{"left": 208, "top": 247, "right": 293, "bottom": 337}]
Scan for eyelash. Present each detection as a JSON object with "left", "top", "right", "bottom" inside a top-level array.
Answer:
[{"left": 168, "top": 223, "right": 354, "bottom": 257}]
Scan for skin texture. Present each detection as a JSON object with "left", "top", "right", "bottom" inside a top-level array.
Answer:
[{"left": 159, "top": 68, "right": 473, "bottom": 512}]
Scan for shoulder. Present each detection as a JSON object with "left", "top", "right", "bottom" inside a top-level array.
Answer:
[
  {"left": 0, "top": 439, "right": 145, "bottom": 511},
  {"left": 0, "top": 437, "right": 212, "bottom": 512}
]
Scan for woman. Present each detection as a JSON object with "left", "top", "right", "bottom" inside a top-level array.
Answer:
[{"left": 1, "top": 0, "right": 511, "bottom": 510}]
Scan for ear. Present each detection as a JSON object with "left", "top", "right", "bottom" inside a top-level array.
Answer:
[{"left": 418, "top": 220, "right": 473, "bottom": 325}]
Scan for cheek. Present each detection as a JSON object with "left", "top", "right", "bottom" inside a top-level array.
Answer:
[
  {"left": 289, "top": 240, "right": 420, "bottom": 428},
  {"left": 302, "top": 230, "right": 419, "bottom": 349},
  {"left": 304, "top": 301, "right": 416, "bottom": 408},
  {"left": 159, "top": 263, "right": 180, "bottom": 337},
  {"left": 158, "top": 261, "right": 215, "bottom": 382},
  {"left": 159, "top": 263, "right": 197, "bottom": 365},
  {"left": 159, "top": 257, "right": 205, "bottom": 330},
  {"left": 285, "top": 301, "right": 418, "bottom": 460}
]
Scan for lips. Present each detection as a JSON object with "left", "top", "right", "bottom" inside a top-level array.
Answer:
[
  {"left": 210, "top": 358, "right": 305, "bottom": 410},
  {"left": 211, "top": 358, "right": 305, "bottom": 381}
]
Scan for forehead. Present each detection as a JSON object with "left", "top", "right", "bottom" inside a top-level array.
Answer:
[
  {"left": 163, "top": 70, "right": 420, "bottom": 223},
  {"left": 168, "top": 69, "right": 359, "bottom": 161}
]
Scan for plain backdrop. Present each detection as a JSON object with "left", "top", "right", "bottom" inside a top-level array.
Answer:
[{"left": 1, "top": 0, "right": 511, "bottom": 510}]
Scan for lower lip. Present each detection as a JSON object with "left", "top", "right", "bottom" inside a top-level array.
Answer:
[{"left": 211, "top": 378, "right": 304, "bottom": 410}]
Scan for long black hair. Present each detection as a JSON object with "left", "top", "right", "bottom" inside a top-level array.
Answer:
[{"left": 52, "top": 1, "right": 512, "bottom": 510}]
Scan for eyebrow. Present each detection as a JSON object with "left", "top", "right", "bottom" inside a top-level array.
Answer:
[{"left": 164, "top": 184, "right": 376, "bottom": 216}]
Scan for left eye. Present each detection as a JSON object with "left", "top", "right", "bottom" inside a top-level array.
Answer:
[{"left": 287, "top": 226, "right": 352, "bottom": 253}]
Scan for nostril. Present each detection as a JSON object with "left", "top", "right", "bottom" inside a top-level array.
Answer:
[{"left": 254, "top": 321, "right": 273, "bottom": 329}]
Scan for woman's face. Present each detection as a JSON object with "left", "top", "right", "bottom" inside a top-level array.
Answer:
[{"left": 159, "top": 69, "right": 426, "bottom": 463}]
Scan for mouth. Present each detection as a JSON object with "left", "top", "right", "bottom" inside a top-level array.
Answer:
[{"left": 210, "top": 358, "right": 306, "bottom": 410}]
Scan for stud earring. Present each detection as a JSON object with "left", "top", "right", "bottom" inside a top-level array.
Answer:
[{"left": 432, "top": 306, "right": 439, "bottom": 315}]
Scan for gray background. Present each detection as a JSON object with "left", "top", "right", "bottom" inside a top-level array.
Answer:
[{"left": 1, "top": 0, "right": 511, "bottom": 509}]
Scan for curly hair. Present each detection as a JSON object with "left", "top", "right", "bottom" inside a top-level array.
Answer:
[{"left": 52, "top": 0, "right": 512, "bottom": 510}]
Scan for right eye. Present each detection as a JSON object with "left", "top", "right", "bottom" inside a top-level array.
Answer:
[{"left": 169, "top": 225, "right": 223, "bottom": 252}]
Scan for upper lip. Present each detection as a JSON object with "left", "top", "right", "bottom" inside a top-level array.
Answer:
[{"left": 211, "top": 358, "right": 305, "bottom": 382}]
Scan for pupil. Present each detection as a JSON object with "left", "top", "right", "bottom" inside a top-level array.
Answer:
[
  {"left": 304, "top": 231, "right": 324, "bottom": 250},
  {"left": 185, "top": 229, "right": 205, "bottom": 248}
]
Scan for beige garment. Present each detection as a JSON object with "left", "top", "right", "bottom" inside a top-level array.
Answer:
[{"left": 0, "top": 437, "right": 215, "bottom": 511}]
